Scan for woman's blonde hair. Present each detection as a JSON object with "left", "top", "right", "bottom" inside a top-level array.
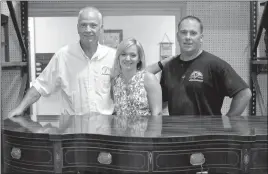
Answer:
[{"left": 111, "top": 37, "right": 146, "bottom": 80}]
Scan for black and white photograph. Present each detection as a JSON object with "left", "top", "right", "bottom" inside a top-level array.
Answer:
[{"left": 0, "top": 1, "right": 267, "bottom": 174}]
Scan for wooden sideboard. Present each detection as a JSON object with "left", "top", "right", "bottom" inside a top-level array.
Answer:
[{"left": 1, "top": 115, "right": 267, "bottom": 174}]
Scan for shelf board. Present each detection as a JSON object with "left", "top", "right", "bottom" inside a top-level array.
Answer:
[
  {"left": 260, "top": 1, "right": 267, "bottom": 6},
  {"left": 252, "top": 57, "right": 268, "bottom": 64},
  {"left": 252, "top": 58, "right": 268, "bottom": 74},
  {"left": 1, "top": 61, "right": 27, "bottom": 68}
]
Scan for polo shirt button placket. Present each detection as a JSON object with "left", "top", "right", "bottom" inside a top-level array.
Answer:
[
  {"left": 86, "top": 85, "right": 92, "bottom": 112},
  {"left": 87, "top": 58, "right": 95, "bottom": 114},
  {"left": 89, "top": 102, "right": 97, "bottom": 113}
]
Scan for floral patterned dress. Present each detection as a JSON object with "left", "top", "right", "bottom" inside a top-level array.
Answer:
[{"left": 112, "top": 70, "right": 150, "bottom": 136}]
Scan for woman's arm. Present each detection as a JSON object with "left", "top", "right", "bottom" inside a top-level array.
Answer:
[
  {"left": 145, "top": 56, "right": 176, "bottom": 74},
  {"left": 144, "top": 71, "right": 162, "bottom": 116}
]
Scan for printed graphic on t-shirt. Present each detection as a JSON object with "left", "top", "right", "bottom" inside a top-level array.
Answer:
[{"left": 189, "top": 71, "right": 203, "bottom": 82}]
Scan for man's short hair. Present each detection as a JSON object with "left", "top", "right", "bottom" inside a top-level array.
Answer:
[
  {"left": 178, "top": 15, "right": 203, "bottom": 33},
  {"left": 78, "top": 6, "right": 103, "bottom": 25}
]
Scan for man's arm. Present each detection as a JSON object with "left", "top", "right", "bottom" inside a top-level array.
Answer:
[
  {"left": 7, "top": 52, "right": 60, "bottom": 122},
  {"left": 146, "top": 56, "right": 175, "bottom": 74},
  {"left": 225, "top": 88, "right": 252, "bottom": 117},
  {"left": 215, "top": 60, "right": 252, "bottom": 117},
  {"left": 7, "top": 86, "right": 41, "bottom": 119}
]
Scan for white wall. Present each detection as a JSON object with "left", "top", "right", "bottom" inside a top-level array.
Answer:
[
  {"left": 35, "top": 16, "right": 176, "bottom": 64},
  {"left": 103, "top": 16, "right": 176, "bottom": 66},
  {"left": 35, "top": 17, "right": 79, "bottom": 53},
  {"left": 32, "top": 16, "right": 176, "bottom": 116}
]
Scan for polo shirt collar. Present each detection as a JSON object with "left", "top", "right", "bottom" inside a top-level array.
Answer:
[{"left": 78, "top": 41, "right": 109, "bottom": 60}]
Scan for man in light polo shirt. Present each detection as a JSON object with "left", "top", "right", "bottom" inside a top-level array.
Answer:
[{"left": 7, "top": 7, "right": 116, "bottom": 133}]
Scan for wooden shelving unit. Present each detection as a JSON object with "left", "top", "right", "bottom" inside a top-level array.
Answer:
[{"left": 252, "top": 59, "right": 268, "bottom": 64}]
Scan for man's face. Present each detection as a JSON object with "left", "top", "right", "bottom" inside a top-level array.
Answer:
[
  {"left": 177, "top": 19, "right": 203, "bottom": 55},
  {"left": 77, "top": 10, "right": 102, "bottom": 44}
]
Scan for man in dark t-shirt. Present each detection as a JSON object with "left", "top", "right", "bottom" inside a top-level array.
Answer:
[{"left": 159, "top": 16, "right": 252, "bottom": 116}]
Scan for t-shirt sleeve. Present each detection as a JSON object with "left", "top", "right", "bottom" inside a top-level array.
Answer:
[
  {"left": 32, "top": 52, "right": 61, "bottom": 96},
  {"left": 215, "top": 60, "right": 249, "bottom": 98},
  {"left": 160, "top": 70, "right": 169, "bottom": 102}
]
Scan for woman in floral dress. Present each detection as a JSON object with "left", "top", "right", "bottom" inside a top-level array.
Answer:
[{"left": 111, "top": 38, "right": 162, "bottom": 136}]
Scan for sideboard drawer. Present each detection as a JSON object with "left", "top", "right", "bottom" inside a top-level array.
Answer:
[
  {"left": 62, "top": 147, "right": 149, "bottom": 172},
  {"left": 2, "top": 134, "right": 54, "bottom": 173},
  {"left": 153, "top": 148, "right": 242, "bottom": 173}
]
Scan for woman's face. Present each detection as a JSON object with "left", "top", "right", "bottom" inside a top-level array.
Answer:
[{"left": 119, "top": 45, "right": 140, "bottom": 71}]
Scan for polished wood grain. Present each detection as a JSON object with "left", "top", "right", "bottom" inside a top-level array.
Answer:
[{"left": 2, "top": 115, "right": 267, "bottom": 174}]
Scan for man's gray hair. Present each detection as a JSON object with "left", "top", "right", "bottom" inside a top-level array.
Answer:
[{"left": 78, "top": 6, "right": 103, "bottom": 25}]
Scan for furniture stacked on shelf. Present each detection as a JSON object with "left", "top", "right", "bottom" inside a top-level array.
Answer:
[{"left": 250, "top": 1, "right": 268, "bottom": 116}]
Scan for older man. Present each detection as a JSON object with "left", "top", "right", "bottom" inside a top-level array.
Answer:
[{"left": 7, "top": 7, "right": 116, "bottom": 133}]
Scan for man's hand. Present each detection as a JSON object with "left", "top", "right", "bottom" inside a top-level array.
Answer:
[
  {"left": 146, "top": 55, "right": 176, "bottom": 75},
  {"left": 161, "top": 55, "right": 176, "bottom": 66},
  {"left": 7, "top": 107, "right": 24, "bottom": 120},
  {"left": 6, "top": 86, "right": 42, "bottom": 120},
  {"left": 8, "top": 115, "right": 25, "bottom": 124},
  {"left": 35, "top": 124, "right": 60, "bottom": 134},
  {"left": 6, "top": 107, "right": 25, "bottom": 127}
]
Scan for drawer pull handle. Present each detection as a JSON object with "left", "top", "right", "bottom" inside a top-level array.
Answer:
[
  {"left": 11, "top": 147, "right": 21, "bottom": 160},
  {"left": 190, "top": 153, "right": 207, "bottom": 174},
  {"left": 98, "top": 152, "right": 112, "bottom": 165},
  {"left": 190, "top": 152, "right": 205, "bottom": 166}
]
